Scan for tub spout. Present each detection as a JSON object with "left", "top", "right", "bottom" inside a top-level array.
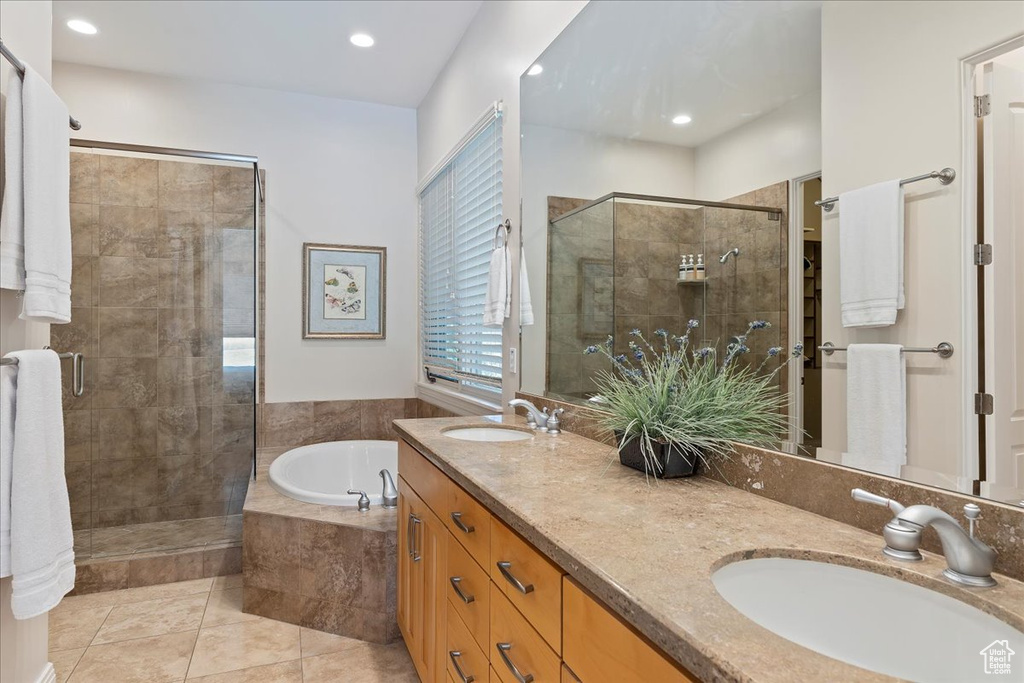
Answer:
[{"left": 380, "top": 469, "right": 398, "bottom": 509}]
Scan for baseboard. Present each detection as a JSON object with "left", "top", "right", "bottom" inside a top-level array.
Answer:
[{"left": 36, "top": 663, "right": 56, "bottom": 683}]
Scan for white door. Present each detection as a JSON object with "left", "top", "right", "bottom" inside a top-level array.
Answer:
[{"left": 981, "top": 60, "right": 1024, "bottom": 505}]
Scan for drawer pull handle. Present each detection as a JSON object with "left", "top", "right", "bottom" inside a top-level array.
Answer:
[
  {"left": 449, "top": 650, "right": 475, "bottom": 683},
  {"left": 451, "top": 511, "right": 475, "bottom": 534},
  {"left": 449, "top": 576, "right": 475, "bottom": 604},
  {"left": 497, "top": 561, "right": 534, "bottom": 594},
  {"left": 496, "top": 642, "right": 534, "bottom": 683},
  {"left": 406, "top": 513, "right": 414, "bottom": 557},
  {"left": 410, "top": 515, "right": 422, "bottom": 562}
]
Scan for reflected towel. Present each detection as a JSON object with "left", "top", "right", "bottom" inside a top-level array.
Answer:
[
  {"left": 519, "top": 247, "right": 534, "bottom": 326},
  {"left": 839, "top": 180, "right": 903, "bottom": 328},
  {"left": 843, "top": 344, "right": 906, "bottom": 478},
  {"left": 483, "top": 245, "right": 509, "bottom": 327}
]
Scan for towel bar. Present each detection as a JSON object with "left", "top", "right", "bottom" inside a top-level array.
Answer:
[
  {"left": 818, "top": 341, "right": 954, "bottom": 359},
  {"left": 815, "top": 168, "right": 956, "bottom": 212},
  {"left": 0, "top": 349, "right": 86, "bottom": 396}
]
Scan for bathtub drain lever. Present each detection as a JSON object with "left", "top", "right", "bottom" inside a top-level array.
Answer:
[{"left": 348, "top": 489, "right": 371, "bottom": 512}]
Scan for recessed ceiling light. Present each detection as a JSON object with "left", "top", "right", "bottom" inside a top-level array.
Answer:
[
  {"left": 350, "top": 33, "right": 375, "bottom": 48},
  {"left": 67, "top": 19, "right": 98, "bottom": 35},
  {"left": 527, "top": 64, "right": 543, "bottom": 76},
  {"left": 672, "top": 114, "right": 692, "bottom": 125}
]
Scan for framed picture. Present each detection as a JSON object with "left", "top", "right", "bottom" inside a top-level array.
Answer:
[{"left": 302, "top": 243, "right": 386, "bottom": 339}]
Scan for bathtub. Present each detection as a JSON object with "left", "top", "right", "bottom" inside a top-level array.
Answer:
[{"left": 268, "top": 440, "right": 398, "bottom": 506}]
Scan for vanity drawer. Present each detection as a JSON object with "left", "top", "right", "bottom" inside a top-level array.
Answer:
[
  {"left": 447, "top": 602, "right": 489, "bottom": 683},
  {"left": 447, "top": 481, "right": 491, "bottom": 567},
  {"left": 447, "top": 532, "right": 489, "bottom": 649},
  {"left": 490, "top": 517, "right": 564, "bottom": 654},
  {"left": 490, "top": 585, "right": 560, "bottom": 683},
  {"left": 562, "top": 577, "right": 697, "bottom": 683},
  {"left": 399, "top": 440, "right": 448, "bottom": 518}
]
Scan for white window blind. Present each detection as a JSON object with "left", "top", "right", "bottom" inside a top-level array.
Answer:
[{"left": 419, "top": 109, "right": 503, "bottom": 392}]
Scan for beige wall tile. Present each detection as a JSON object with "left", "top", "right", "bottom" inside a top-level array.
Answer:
[
  {"left": 93, "top": 408, "right": 158, "bottom": 460},
  {"left": 98, "top": 205, "right": 159, "bottom": 257},
  {"left": 99, "top": 155, "right": 158, "bottom": 208},
  {"left": 158, "top": 160, "right": 214, "bottom": 211},
  {"left": 70, "top": 152, "right": 99, "bottom": 204}
]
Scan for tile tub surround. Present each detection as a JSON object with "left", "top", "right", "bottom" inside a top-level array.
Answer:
[
  {"left": 241, "top": 448, "right": 399, "bottom": 644},
  {"left": 515, "top": 390, "right": 1024, "bottom": 582},
  {"left": 47, "top": 574, "right": 417, "bottom": 683},
  {"left": 58, "top": 152, "right": 257, "bottom": 533},
  {"left": 393, "top": 416, "right": 1024, "bottom": 683}
]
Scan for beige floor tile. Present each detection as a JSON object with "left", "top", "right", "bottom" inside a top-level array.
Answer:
[
  {"left": 93, "top": 593, "right": 208, "bottom": 644},
  {"left": 60, "top": 576, "right": 213, "bottom": 613},
  {"left": 69, "top": 630, "right": 197, "bottom": 683},
  {"left": 186, "top": 659, "right": 302, "bottom": 682},
  {"left": 211, "top": 574, "right": 244, "bottom": 590},
  {"left": 50, "top": 648, "right": 86, "bottom": 683},
  {"left": 202, "top": 588, "right": 260, "bottom": 628},
  {"left": 300, "top": 641, "right": 418, "bottom": 683},
  {"left": 48, "top": 606, "right": 111, "bottom": 651},
  {"left": 187, "top": 618, "right": 301, "bottom": 678},
  {"left": 299, "top": 627, "right": 363, "bottom": 658}
]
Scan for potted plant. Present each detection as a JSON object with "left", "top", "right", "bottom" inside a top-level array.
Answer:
[{"left": 584, "top": 322, "right": 801, "bottom": 479}]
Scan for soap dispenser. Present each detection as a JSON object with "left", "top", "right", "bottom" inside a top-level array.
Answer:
[{"left": 695, "top": 254, "right": 705, "bottom": 281}]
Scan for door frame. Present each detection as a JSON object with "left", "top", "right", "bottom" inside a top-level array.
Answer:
[
  {"left": 786, "top": 171, "right": 823, "bottom": 452},
  {"left": 958, "top": 34, "right": 1024, "bottom": 487}
]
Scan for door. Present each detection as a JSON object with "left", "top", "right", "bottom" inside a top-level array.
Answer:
[
  {"left": 398, "top": 476, "right": 448, "bottom": 683},
  {"left": 981, "top": 59, "right": 1024, "bottom": 504}
]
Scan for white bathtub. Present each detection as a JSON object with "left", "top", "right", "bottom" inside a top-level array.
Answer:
[{"left": 268, "top": 440, "right": 399, "bottom": 506}]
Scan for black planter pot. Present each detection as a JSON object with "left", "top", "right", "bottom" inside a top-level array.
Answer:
[{"left": 615, "top": 434, "right": 700, "bottom": 478}]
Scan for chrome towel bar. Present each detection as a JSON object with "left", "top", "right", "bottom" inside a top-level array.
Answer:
[
  {"left": 819, "top": 341, "right": 954, "bottom": 359},
  {"left": 0, "top": 349, "right": 86, "bottom": 396},
  {"left": 815, "top": 168, "right": 956, "bottom": 212},
  {"left": 0, "top": 39, "right": 81, "bottom": 130}
]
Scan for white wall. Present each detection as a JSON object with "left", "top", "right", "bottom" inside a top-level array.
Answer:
[
  {"left": 695, "top": 89, "right": 822, "bottom": 201},
  {"left": 416, "top": 0, "right": 588, "bottom": 407},
  {"left": 0, "top": 5, "right": 54, "bottom": 682},
  {"left": 820, "top": 1, "right": 1023, "bottom": 482},
  {"left": 52, "top": 63, "right": 418, "bottom": 403},
  {"left": 519, "top": 124, "right": 696, "bottom": 393}
]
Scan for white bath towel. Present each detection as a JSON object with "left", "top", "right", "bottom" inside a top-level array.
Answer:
[
  {"left": 839, "top": 180, "right": 904, "bottom": 328},
  {"left": 483, "top": 245, "right": 510, "bottom": 327},
  {"left": 843, "top": 344, "right": 906, "bottom": 478},
  {"left": 519, "top": 247, "right": 534, "bottom": 326},
  {"left": 0, "top": 350, "right": 75, "bottom": 618},
  {"left": 0, "top": 66, "right": 73, "bottom": 323}
]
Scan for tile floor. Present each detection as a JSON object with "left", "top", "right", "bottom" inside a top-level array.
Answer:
[
  {"left": 74, "top": 515, "right": 243, "bottom": 560},
  {"left": 49, "top": 575, "right": 418, "bottom": 682}
]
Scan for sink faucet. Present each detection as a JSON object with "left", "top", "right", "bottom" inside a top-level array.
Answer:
[
  {"left": 853, "top": 488, "right": 997, "bottom": 587},
  {"left": 508, "top": 399, "right": 563, "bottom": 434}
]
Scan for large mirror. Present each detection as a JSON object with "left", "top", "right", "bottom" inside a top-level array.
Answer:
[{"left": 519, "top": 0, "right": 1024, "bottom": 506}]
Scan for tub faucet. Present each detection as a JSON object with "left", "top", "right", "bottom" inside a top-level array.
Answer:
[
  {"left": 380, "top": 469, "right": 398, "bottom": 509},
  {"left": 348, "top": 489, "right": 370, "bottom": 512}
]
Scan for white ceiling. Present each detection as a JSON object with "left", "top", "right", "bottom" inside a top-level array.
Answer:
[
  {"left": 522, "top": 0, "right": 822, "bottom": 147},
  {"left": 51, "top": 0, "right": 482, "bottom": 108}
]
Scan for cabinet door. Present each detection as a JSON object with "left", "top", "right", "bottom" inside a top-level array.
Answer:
[
  {"left": 398, "top": 478, "right": 427, "bottom": 678},
  {"left": 418, "top": 500, "right": 449, "bottom": 683}
]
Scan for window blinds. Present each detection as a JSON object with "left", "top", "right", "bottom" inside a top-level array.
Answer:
[{"left": 419, "top": 110, "right": 503, "bottom": 390}]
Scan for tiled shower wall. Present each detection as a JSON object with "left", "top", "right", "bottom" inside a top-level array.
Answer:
[{"left": 53, "top": 152, "right": 256, "bottom": 531}]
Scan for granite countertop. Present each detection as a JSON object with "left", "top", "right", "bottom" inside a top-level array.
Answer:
[{"left": 393, "top": 416, "right": 1024, "bottom": 683}]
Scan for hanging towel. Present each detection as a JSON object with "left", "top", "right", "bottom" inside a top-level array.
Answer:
[
  {"left": 0, "top": 66, "right": 73, "bottom": 324},
  {"left": 519, "top": 246, "right": 534, "bottom": 326},
  {"left": 0, "top": 350, "right": 75, "bottom": 619},
  {"left": 843, "top": 344, "right": 906, "bottom": 478},
  {"left": 839, "top": 180, "right": 903, "bottom": 328},
  {"left": 483, "top": 244, "right": 510, "bottom": 327}
]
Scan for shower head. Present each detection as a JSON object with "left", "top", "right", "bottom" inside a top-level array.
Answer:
[{"left": 719, "top": 247, "right": 740, "bottom": 263}]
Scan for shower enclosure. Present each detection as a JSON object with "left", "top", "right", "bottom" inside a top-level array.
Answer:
[
  {"left": 546, "top": 193, "right": 787, "bottom": 401},
  {"left": 52, "top": 145, "right": 259, "bottom": 562}
]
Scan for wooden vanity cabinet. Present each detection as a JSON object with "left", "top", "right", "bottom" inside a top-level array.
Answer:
[{"left": 398, "top": 438, "right": 697, "bottom": 683}]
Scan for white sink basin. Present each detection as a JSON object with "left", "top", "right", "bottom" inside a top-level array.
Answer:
[
  {"left": 713, "top": 557, "right": 1024, "bottom": 681},
  {"left": 442, "top": 427, "right": 532, "bottom": 442}
]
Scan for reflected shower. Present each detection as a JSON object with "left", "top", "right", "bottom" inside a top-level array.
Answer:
[{"left": 719, "top": 247, "right": 740, "bottom": 263}]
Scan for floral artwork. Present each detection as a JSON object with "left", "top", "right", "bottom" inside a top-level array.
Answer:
[
  {"left": 323, "top": 264, "right": 366, "bottom": 320},
  {"left": 303, "top": 243, "right": 386, "bottom": 339}
]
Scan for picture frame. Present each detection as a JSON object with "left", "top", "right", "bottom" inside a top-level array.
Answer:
[{"left": 302, "top": 243, "right": 386, "bottom": 339}]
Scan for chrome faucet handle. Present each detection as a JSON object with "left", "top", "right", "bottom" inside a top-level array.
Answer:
[
  {"left": 348, "top": 489, "right": 370, "bottom": 512},
  {"left": 852, "top": 488, "right": 921, "bottom": 561},
  {"left": 964, "top": 503, "right": 982, "bottom": 539},
  {"left": 546, "top": 408, "right": 564, "bottom": 436},
  {"left": 851, "top": 488, "right": 906, "bottom": 515}
]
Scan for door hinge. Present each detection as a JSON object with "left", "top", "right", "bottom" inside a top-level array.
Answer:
[
  {"left": 975, "top": 392, "right": 994, "bottom": 416},
  {"left": 974, "top": 94, "right": 991, "bottom": 118},
  {"left": 974, "top": 243, "right": 993, "bottom": 266}
]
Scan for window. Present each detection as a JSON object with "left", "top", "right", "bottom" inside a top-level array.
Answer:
[{"left": 419, "top": 106, "right": 503, "bottom": 395}]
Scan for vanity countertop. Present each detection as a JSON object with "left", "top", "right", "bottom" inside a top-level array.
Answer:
[{"left": 393, "top": 415, "right": 1024, "bottom": 683}]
